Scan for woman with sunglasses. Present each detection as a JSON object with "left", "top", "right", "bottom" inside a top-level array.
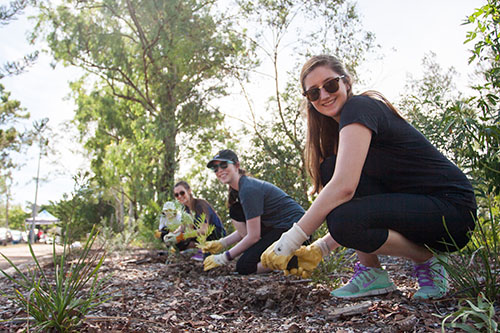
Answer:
[
  {"left": 169, "top": 180, "right": 226, "bottom": 261},
  {"left": 261, "top": 55, "right": 477, "bottom": 300},
  {"left": 201, "top": 149, "right": 307, "bottom": 275}
]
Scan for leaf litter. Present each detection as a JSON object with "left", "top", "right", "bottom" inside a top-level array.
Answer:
[{"left": 0, "top": 248, "right": 496, "bottom": 332}]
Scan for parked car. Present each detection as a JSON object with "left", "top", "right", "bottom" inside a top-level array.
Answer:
[
  {"left": 10, "top": 230, "right": 25, "bottom": 244},
  {"left": 0, "top": 228, "right": 13, "bottom": 246}
]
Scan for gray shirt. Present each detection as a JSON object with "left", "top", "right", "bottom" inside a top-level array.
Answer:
[{"left": 237, "top": 176, "right": 305, "bottom": 229}]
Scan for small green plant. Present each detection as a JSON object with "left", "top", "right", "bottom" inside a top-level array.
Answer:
[
  {"left": 310, "top": 247, "right": 355, "bottom": 287},
  {"left": 97, "top": 219, "right": 139, "bottom": 252},
  {"left": 434, "top": 193, "right": 500, "bottom": 302},
  {"left": 0, "top": 225, "right": 111, "bottom": 332},
  {"left": 193, "top": 213, "right": 215, "bottom": 247},
  {"left": 437, "top": 292, "right": 498, "bottom": 332}
]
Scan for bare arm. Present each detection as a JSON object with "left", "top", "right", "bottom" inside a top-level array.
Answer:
[
  {"left": 226, "top": 216, "right": 261, "bottom": 259},
  {"left": 298, "top": 123, "right": 372, "bottom": 235},
  {"left": 219, "top": 219, "right": 246, "bottom": 247}
]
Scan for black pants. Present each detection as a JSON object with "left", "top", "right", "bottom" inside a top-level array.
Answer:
[
  {"left": 235, "top": 225, "right": 287, "bottom": 275},
  {"left": 320, "top": 156, "right": 476, "bottom": 253}
]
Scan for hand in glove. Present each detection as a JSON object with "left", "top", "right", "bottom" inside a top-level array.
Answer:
[
  {"left": 260, "top": 223, "right": 308, "bottom": 271},
  {"left": 203, "top": 252, "right": 230, "bottom": 271},
  {"left": 284, "top": 237, "right": 330, "bottom": 278},
  {"left": 199, "top": 240, "right": 224, "bottom": 254},
  {"left": 154, "top": 230, "right": 162, "bottom": 239},
  {"left": 163, "top": 232, "right": 184, "bottom": 246}
]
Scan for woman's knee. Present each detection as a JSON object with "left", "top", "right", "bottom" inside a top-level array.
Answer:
[{"left": 326, "top": 208, "right": 352, "bottom": 245}]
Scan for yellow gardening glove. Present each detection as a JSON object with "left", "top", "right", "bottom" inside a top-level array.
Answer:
[
  {"left": 203, "top": 253, "right": 229, "bottom": 271},
  {"left": 260, "top": 223, "right": 309, "bottom": 271},
  {"left": 154, "top": 230, "right": 162, "bottom": 239},
  {"left": 261, "top": 241, "right": 295, "bottom": 271},
  {"left": 199, "top": 240, "right": 224, "bottom": 254},
  {"left": 284, "top": 238, "right": 330, "bottom": 278}
]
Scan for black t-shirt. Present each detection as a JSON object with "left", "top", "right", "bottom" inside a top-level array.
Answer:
[
  {"left": 338, "top": 95, "right": 476, "bottom": 209},
  {"left": 236, "top": 176, "right": 305, "bottom": 229}
]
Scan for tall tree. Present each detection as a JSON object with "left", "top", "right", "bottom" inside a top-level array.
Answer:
[{"left": 33, "top": 0, "right": 254, "bottom": 216}]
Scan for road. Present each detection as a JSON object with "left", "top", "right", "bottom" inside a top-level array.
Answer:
[{"left": 0, "top": 243, "right": 63, "bottom": 275}]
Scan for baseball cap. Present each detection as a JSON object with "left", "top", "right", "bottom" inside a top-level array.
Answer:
[{"left": 207, "top": 149, "right": 239, "bottom": 168}]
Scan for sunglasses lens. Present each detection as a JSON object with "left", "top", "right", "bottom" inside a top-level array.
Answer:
[
  {"left": 174, "top": 191, "right": 185, "bottom": 197},
  {"left": 305, "top": 89, "right": 320, "bottom": 102},
  {"left": 211, "top": 161, "right": 231, "bottom": 172},
  {"left": 323, "top": 78, "right": 340, "bottom": 94}
]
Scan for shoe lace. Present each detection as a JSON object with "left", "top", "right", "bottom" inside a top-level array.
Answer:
[
  {"left": 413, "top": 261, "right": 434, "bottom": 287},
  {"left": 349, "top": 262, "right": 370, "bottom": 282}
]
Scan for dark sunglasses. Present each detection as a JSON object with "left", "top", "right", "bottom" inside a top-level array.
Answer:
[
  {"left": 303, "top": 75, "right": 345, "bottom": 102},
  {"left": 174, "top": 190, "right": 185, "bottom": 198},
  {"left": 209, "top": 160, "right": 234, "bottom": 172}
]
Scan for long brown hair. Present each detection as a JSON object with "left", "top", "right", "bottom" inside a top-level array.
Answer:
[{"left": 301, "top": 55, "right": 403, "bottom": 194}]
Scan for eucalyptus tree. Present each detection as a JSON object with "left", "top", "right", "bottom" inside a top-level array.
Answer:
[{"left": 32, "top": 0, "right": 254, "bottom": 217}]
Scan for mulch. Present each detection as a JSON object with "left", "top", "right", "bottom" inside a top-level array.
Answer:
[{"left": 0, "top": 248, "right": 497, "bottom": 332}]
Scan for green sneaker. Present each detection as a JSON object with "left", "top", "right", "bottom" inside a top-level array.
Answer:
[
  {"left": 331, "top": 262, "right": 397, "bottom": 298},
  {"left": 413, "top": 256, "right": 448, "bottom": 300}
]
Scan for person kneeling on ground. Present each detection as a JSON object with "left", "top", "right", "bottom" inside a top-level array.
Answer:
[{"left": 201, "top": 149, "right": 308, "bottom": 275}]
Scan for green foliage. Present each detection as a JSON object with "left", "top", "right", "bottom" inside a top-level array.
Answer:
[
  {"left": 462, "top": 0, "right": 500, "bottom": 194},
  {"left": 0, "top": 204, "right": 29, "bottom": 230},
  {"left": 435, "top": 193, "right": 500, "bottom": 303},
  {"left": 437, "top": 293, "right": 498, "bottom": 333},
  {"left": 50, "top": 172, "right": 114, "bottom": 245},
  {"left": 310, "top": 247, "right": 355, "bottom": 288},
  {"left": 194, "top": 213, "right": 215, "bottom": 247},
  {"left": 0, "top": 225, "right": 111, "bottom": 332},
  {"left": 96, "top": 221, "right": 139, "bottom": 252},
  {"left": 466, "top": 0, "right": 500, "bottom": 89},
  {"left": 0, "top": 83, "right": 29, "bottom": 174}
]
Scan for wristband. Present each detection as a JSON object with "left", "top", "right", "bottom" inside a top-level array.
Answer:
[{"left": 225, "top": 251, "right": 233, "bottom": 261}]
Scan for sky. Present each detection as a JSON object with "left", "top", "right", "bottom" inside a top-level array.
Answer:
[{"left": 0, "top": 0, "right": 485, "bottom": 208}]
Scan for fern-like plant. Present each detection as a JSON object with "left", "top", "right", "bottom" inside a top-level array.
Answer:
[{"left": 193, "top": 213, "right": 215, "bottom": 247}]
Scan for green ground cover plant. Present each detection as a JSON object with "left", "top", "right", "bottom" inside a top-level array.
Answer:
[{"left": 0, "top": 225, "right": 111, "bottom": 332}]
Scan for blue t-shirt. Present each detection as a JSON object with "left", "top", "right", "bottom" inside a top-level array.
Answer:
[
  {"left": 236, "top": 176, "right": 305, "bottom": 229},
  {"left": 338, "top": 95, "right": 476, "bottom": 209}
]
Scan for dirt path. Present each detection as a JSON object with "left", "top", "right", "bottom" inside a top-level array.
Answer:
[{"left": 0, "top": 243, "right": 63, "bottom": 274}]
